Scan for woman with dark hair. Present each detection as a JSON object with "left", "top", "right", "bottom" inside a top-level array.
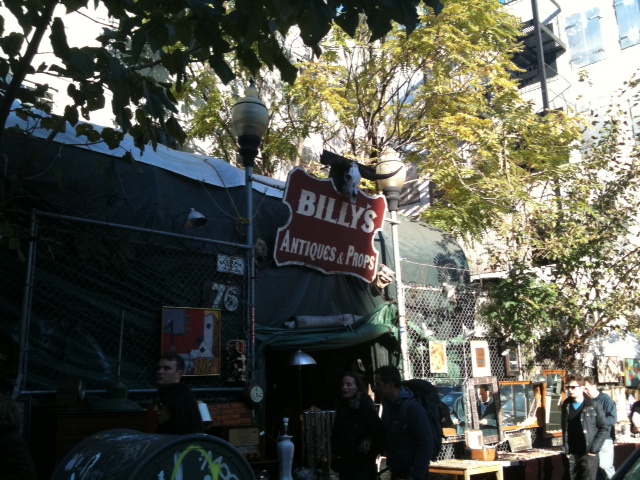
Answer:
[
  {"left": 0, "top": 396, "right": 38, "bottom": 480},
  {"left": 331, "top": 371, "right": 384, "bottom": 480},
  {"left": 154, "top": 383, "right": 203, "bottom": 435}
]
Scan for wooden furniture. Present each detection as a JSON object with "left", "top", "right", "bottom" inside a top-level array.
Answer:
[
  {"left": 500, "top": 442, "right": 640, "bottom": 480},
  {"left": 430, "top": 459, "right": 504, "bottom": 480},
  {"left": 29, "top": 407, "right": 146, "bottom": 480}
]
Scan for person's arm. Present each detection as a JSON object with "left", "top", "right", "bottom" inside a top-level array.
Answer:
[
  {"left": 601, "top": 395, "right": 617, "bottom": 428},
  {"left": 331, "top": 408, "right": 346, "bottom": 455},
  {"left": 590, "top": 402, "right": 610, "bottom": 454},
  {"left": 360, "top": 397, "right": 385, "bottom": 455},
  {"left": 561, "top": 400, "right": 568, "bottom": 455},
  {"left": 451, "top": 397, "right": 465, "bottom": 426},
  {"left": 406, "top": 400, "right": 433, "bottom": 480}
]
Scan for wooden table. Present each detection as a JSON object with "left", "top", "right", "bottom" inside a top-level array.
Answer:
[{"left": 429, "top": 459, "right": 504, "bottom": 480}]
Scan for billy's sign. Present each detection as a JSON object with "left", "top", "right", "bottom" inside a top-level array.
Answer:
[{"left": 274, "top": 168, "right": 387, "bottom": 282}]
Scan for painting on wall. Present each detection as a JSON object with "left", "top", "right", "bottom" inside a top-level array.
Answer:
[
  {"left": 470, "top": 340, "right": 491, "bottom": 377},
  {"left": 429, "top": 341, "right": 448, "bottom": 374},
  {"left": 625, "top": 358, "right": 640, "bottom": 387},
  {"left": 161, "top": 307, "right": 222, "bottom": 376},
  {"left": 597, "top": 356, "right": 620, "bottom": 384}
]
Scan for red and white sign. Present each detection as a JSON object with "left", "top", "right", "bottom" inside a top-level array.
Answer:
[{"left": 274, "top": 168, "right": 387, "bottom": 282}]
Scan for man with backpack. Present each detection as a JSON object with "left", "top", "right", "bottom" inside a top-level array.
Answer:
[{"left": 374, "top": 365, "right": 435, "bottom": 480}]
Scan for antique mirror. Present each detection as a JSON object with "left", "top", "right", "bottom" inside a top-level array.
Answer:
[
  {"left": 543, "top": 369, "right": 566, "bottom": 437},
  {"left": 468, "top": 376, "right": 503, "bottom": 444},
  {"left": 498, "top": 381, "right": 540, "bottom": 431},
  {"left": 443, "top": 380, "right": 469, "bottom": 441}
]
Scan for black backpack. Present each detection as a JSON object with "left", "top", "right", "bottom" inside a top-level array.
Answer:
[{"left": 401, "top": 378, "right": 447, "bottom": 461}]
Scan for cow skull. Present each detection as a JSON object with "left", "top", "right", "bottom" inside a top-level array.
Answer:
[{"left": 320, "top": 150, "right": 403, "bottom": 204}]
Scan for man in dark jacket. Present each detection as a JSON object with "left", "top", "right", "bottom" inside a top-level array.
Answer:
[
  {"left": 562, "top": 374, "right": 609, "bottom": 480},
  {"left": 584, "top": 376, "right": 617, "bottom": 479},
  {"left": 374, "top": 365, "right": 434, "bottom": 480}
]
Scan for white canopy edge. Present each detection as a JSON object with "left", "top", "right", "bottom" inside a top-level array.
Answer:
[{"left": 6, "top": 102, "right": 285, "bottom": 198}]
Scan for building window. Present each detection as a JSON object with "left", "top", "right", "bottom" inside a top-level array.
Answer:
[
  {"left": 615, "top": 0, "right": 640, "bottom": 49},
  {"left": 565, "top": 8, "right": 606, "bottom": 68}
]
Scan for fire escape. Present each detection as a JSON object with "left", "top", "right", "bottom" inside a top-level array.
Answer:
[{"left": 508, "top": 0, "right": 567, "bottom": 111}]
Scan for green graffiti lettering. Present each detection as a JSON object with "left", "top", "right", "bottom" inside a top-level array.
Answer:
[{"left": 170, "top": 445, "right": 221, "bottom": 480}]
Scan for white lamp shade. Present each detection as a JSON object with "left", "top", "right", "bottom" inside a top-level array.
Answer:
[
  {"left": 376, "top": 147, "right": 407, "bottom": 189},
  {"left": 289, "top": 350, "right": 316, "bottom": 366},
  {"left": 184, "top": 208, "right": 207, "bottom": 228},
  {"left": 231, "top": 83, "right": 269, "bottom": 139}
]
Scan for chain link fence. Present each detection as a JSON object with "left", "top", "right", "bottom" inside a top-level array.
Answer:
[
  {"left": 16, "top": 212, "right": 249, "bottom": 396},
  {"left": 402, "top": 263, "right": 507, "bottom": 384},
  {"left": 399, "top": 261, "right": 533, "bottom": 457}
]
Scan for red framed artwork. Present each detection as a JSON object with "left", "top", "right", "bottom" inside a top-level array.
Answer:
[{"left": 161, "top": 307, "right": 222, "bottom": 376}]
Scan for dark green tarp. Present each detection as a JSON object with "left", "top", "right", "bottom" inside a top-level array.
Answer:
[{"left": 0, "top": 132, "right": 468, "bottom": 391}]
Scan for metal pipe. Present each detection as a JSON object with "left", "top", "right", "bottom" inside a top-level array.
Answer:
[
  {"left": 18, "top": 387, "right": 245, "bottom": 395},
  {"left": 117, "top": 310, "right": 125, "bottom": 383},
  {"left": 12, "top": 209, "right": 39, "bottom": 398},
  {"left": 237, "top": 134, "right": 261, "bottom": 382},
  {"left": 390, "top": 210, "right": 411, "bottom": 379},
  {"left": 36, "top": 211, "right": 250, "bottom": 250},
  {"left": 531, "top": 0, "right": 550, "bottom": 111},
  {"left": 245, "top": 164, "right": 256, "bottom": 380}
]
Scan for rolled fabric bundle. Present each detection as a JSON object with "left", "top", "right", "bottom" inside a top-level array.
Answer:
[{"left": 283, "top": 314, "right": 363, "bottom": 329}]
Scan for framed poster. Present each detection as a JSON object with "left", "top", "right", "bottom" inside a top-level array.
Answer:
[
  {"left": 161, "top": 307, "right": 222, "bottom": 376},
  {"left": 470, "top": 340, "right": 491, "bottom": 377},
  {"left": 597, "top": 356, "right": 619, "bottom": 384},
  {"left": 429, "top": 341, "right": 448, "bottom": 374},
  {"left": 624, "top": 358, "right": 640, "bottom": 387}
]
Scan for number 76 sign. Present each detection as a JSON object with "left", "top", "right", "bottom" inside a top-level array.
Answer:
[{"left": 203, "top": 282, "right": 241, "bottom": 312}]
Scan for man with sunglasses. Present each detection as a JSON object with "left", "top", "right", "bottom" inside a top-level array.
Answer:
[{"left": 561, "top": 374, "right": 609, "bottom": 480}]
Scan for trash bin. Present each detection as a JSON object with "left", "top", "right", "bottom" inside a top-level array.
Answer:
[{"left": 51, "top": 429, "right": 255, "bottom": 479}]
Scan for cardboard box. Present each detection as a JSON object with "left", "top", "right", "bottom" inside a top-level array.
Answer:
[{"left": 228, "top": 427, "right": 260, "bottom": 446}]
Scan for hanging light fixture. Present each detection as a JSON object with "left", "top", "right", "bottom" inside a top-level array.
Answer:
[
  {"left": 184, "top": 208, "right": 207, "bottom": 228},
  {"left": 289, "top": 350, "right": 317, "bottom": 367}
]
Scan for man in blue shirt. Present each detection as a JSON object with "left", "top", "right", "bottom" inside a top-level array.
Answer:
[{"left": 584, "top": 376, "right": 617, "bottom": 479}]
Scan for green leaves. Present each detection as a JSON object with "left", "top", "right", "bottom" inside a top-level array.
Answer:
[
  {"left": 0, "top": 31, "right": 24, "bottom": 57},
  {"left": 1, "top": 0, "right": 448, "bottom": 161},
  {"left": 482, "top": 264, "right": 559, "bottom": 344},
  {"left": 49, "top": 17, "right": 71, "bottom": 59}
]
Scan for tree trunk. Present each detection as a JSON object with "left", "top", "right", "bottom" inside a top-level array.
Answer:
[{"left": 0, "top": 0, "right": 59, "bottom": 136}]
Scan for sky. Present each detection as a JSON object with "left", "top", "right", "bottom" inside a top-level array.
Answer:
[{"left": 3, "top": 3, "right": 116, "bottom": 126}]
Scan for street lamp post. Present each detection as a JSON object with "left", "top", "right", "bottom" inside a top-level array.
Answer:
[
  {"left": 231, "top": 82, "right": 269, "bottom": 380},
  {"left": 376, "top": 147, "right": 410, "bottom": 380}
]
